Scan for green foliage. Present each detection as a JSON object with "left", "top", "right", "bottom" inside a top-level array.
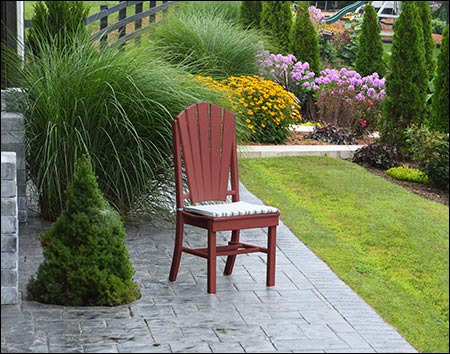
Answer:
[
  {"left": 239, "top": 1, "right": 262, "bottom": 29},
  {"left": 352, "top": 143, "right": 403, "bottom": 169},
  {"left": 406, "top": 125, "right": 449, "bottom": 190},
  {"left": 239, "top": 156, "right": 449, "bottom": 353},
  {"left": 415, "top": 1, "right": 436, "bottom": 80},
  {"left": 27, "top": 156, "right": 141, "bottom": 306},
  {"left": 149, "top": 2, "right": 264, "bottom": 80},
  {"left": 354, "top": 3, "right": 386, "bottom": 77},
  {"left": 304, "top": 126, "right": 358, "bottom": 145},
  {"left": 386, "top": 165, "right": 430, "bottom": 184},
  {"left": 431, "top": 18, "right": 447, "bottom": 34},
  {"left": 430, "top": 25, "right": 449, "bottom": 133},
  {"left": 380, "top": 2, "right": 429, "bottom": 145},
  {"left": 260, "top": 1, "right": 292, "bottom": 54},
  {"left": 289, "top": 1, "right": 321, "bottom": 74},
  {"left": 17, "top": 32, "right": 225, "bottom": 221},
  {"left": 27, "top": 1, "right": 88, "bottom": 57}
]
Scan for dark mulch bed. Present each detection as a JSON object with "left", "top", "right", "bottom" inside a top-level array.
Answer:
[{"left": 365, "top": 167, "right": 449, "bottom": 206}]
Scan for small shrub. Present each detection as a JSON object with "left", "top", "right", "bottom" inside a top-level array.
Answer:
[
  {"left": 405, "top": 125, "right": 449, "bottom": 190},
  {"left": 431, "top": 19, "right": 446, "bottom": 34},
  {"left": 386, "top": 165, "right": 430, "bottom": 184},
  {"left": 305, "top": 125, "right": 358, "bottom": 145},
  {"left": 352, "top": 143, "right": 403, "bottom": 169},
  {"left": 27, "top": 156, "right": 141, "bottom": 306}
]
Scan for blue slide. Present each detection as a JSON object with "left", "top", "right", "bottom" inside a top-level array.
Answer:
[{"left": 324, "top": 1, "right": 368, "bottom": 24}]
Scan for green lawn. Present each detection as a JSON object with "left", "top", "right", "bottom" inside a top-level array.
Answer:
[{"left": 239, "top": 156, "right": 449, "bottom": 354}]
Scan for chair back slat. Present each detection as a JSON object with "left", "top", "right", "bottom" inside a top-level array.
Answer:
[{"left": 174, "top": 102, "right": 238, "bottom": 204}]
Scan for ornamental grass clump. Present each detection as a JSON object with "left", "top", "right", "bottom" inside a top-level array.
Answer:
[
  {"left": 149, "top": 1, "right": 264, "bottom": 80},
  {"left": 15, "top": 31, "right": 224, "bottom": 221},
  {"left": 27, "top": 156, "right": 140, "bottom": 306},
  {"left": 224, "top": 75, "right": 301, "bottom": 144}
]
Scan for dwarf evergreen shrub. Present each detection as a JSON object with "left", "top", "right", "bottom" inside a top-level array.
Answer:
[
  {"left": 289, "top": 1, "right": 321, "bottom": 75},
  {"left": 27, "top": 156, "right": 141, "bottom": 306},
  {"left": 239, "top": 1, "right": 262, "bottom": 29},
  {"left": 260, "top": 1, "right": 292, "bottom": 54},
  {"left": 380, "top": 2, "right": 428, "bottom": 145},
  {"left": 430, "top": 25, "right": 449, "bottom": 133},
  {"left": 354, "top": 3, "right": 385, "bottom": 77}
]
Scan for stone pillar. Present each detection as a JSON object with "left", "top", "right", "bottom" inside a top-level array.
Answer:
[
  {"left": 1, "top": 152, "right": 19, "bottom": 304},
  {"left": 1, "top": 89, "right": 27, "bottom": 222}
]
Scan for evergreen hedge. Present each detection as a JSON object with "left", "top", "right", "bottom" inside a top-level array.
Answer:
[
  {"left": 27, "top": 156, "right": 141, "bottom": 306},
  {"left": 354, "top": 3, "right": 385, "bottom": 77},
  {"left": 430, "top": 25, "right": 449, "bottom": 133},
  {"left": 380, "top": 2, "right": 428, "bottom": 145},
  {"left": 289, "top": 1, "right": 321, "bottom": 75},
  {"left": 260, "top": 1, "right": 292, "bottom": 54}
]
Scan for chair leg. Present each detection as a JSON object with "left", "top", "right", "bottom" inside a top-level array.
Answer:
[
  {"left": 207, "top": 230, "right": 217, "bottom": 294},
  {"left": 224, "top": 230, "right": 240, "bottom": 275},
  {"left": 169, "top": 213, "right": 184, "bottom": 282},
  {"left": 266, "top": 226, "right": 277, "bottom": 287}
]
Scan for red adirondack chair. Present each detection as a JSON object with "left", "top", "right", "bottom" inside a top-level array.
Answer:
[{"left": 169, "top": 102, "right": 280, "bottom": 293}]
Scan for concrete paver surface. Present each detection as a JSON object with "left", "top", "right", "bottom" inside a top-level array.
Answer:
[{"left": 1, "top": 184, "right": 417, "bottom": 353}]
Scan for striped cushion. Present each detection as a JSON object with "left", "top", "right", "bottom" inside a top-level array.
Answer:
[{"left": 184, "top": 201, "right": 279, "bottom": 218}]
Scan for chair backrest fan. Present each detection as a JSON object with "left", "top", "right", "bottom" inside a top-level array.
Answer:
[{"left": 173, "top": 102, "right": 240, "bottom": 206}]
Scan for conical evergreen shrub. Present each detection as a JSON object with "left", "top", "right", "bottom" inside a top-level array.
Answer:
[
  {"left": 239, "top": 1, "right": 262, "bottom": 29},
  {"left": 380, "top": 2, "right": 428, "bottom": 145},
  {"left": 289, "top": 1, "right": 321, "bottom": 75},
  {"left": 27, "top": 156, "right": 141, "bottom": 306},
  {"left": 354, "top": 3, "right": 385, "bottom": 77},
  {"left": 415, "top": 1, "right": 436, "bottom": 80},
  {"left": 260, "top": 1, "right": 292, "bottom": 54},
  {"left": 430, "top": 25, "right": 449, "bottom": 133}
]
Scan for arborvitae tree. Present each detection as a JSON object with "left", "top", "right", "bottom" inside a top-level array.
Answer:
[
  {"left": 260, "top": 1, "right": 292, "bottom": 54},
  {"left": 354, "top": 3, "right": 386, "bottom": 77},
  {"left": 27, "top": 1, "right": 88, "bottom": 56},
  {"left": 239, "top": 1, "right": 262, "bottom": 29},
  {"left": 289, "top": 1, "right": 321, "bottom": 74},
  {"left": 380, "top": 2, "right": 428, "bottom": 145},
  {"left": 430, "top": 25, "right": 449, "bottom": 133},
  {"left": 27, "top": 155, "right": 141, "bottom": 306},
  {"left": 415, "top": 1, "right": 436, "bottom": 80}
]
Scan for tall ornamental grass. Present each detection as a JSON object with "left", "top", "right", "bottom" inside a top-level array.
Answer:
[
  {"left": 148, "top": 2, "right": 266, "bottom": 80},
  {"left": 16, "top": 33, "right": 226, "bottom": 221}
]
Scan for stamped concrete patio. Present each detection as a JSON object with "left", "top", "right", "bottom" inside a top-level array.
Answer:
[{"left": 1, "top": 183, "right": 417, "bottom": 353}]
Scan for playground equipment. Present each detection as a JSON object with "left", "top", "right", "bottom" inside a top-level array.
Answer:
[
  {"left": 324, "top": 1, "right": 368, "bottom": 24},
  {"left": 323, "top": 1, "right": 401, "bottom": 25}
]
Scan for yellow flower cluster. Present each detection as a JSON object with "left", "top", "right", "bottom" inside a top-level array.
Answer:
[{"left": 194, "top": 75, "right": 301, "bottom": 144}]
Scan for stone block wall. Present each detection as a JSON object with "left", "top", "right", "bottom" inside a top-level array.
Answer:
[
  {"left": 1, "top": 89, "right": 27, "bottom": 222},
  {"left": 1, "top": 152, "right": 19, "bottom": 304}
]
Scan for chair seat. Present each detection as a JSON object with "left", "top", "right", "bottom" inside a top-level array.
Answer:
[{"left": 184, "top": 201, "right": 279, "bottom": 218}]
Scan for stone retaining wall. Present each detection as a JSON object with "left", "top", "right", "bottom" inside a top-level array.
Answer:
[{"left": 1, "top": 152, "right": 19, "bottom": 304}]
